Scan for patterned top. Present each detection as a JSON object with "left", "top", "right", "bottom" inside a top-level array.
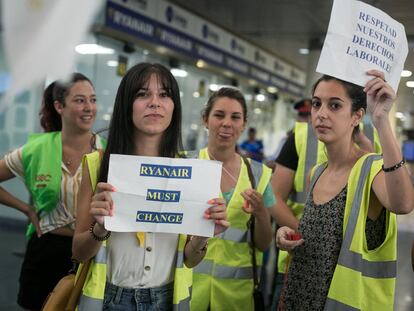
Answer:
[
  {"left": 284, "top": 186, "right": 385, "bottom": 311},
  {"left": 4, "top": 135, "right": 104, "bottom": 234}
]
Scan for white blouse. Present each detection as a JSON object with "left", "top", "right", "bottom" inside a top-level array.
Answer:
[{"left": 106, "top": 232, "right": 179, "bottom": 288}]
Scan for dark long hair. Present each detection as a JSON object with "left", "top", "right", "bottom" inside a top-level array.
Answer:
[
  {"left": 98, "top": 63, "right": 183, "bottom": 182},
  {"left": 39, "top": 73, "right": 93, "bottom": 132},
  {"left": 311, "top": 75, "right": 366, "bottom": 137}
]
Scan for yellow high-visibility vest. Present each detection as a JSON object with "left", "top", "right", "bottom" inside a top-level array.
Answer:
[
  {"left": 75, "top": 151, "right": 192, "bottom": 311},
  {"left": 190, "top": 148, "right": 272, "bottom": 311},
  {"left": 278, "top": 122, "right": 382, "bottom": 273},
  {"left": 310, "top": 154, "right": 396, "bottom": 310}
]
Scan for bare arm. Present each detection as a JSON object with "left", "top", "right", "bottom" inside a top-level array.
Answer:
[
  {"left": 366, "top": 70, "right": 414, "bottom": 215},
  {"left": 0, "top": 159, "right": 41, "bottom": 236},
  {"left": 253, "top": 207, "right": 272, "bottom": 251},
  {"left": 72, "top": 162, "right": 113, "bottom": 262},
  {"left": 270, "top": 164, "right": 299, "bottom": 230}
]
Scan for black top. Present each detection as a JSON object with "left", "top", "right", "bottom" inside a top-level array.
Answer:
[{"left": 276, "top": 133, "right": 298, "bottom": 171}]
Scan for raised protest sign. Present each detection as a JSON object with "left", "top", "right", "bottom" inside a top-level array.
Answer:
[
  {"left": 105, "top": 154, "right": 222, "bottom": 237},
  {"left": 316, "top": 0, "right": 408, "bottom": 92}
]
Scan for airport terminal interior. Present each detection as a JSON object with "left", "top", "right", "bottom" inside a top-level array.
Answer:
[{"left": 0, "top": 0, "right": 413, "bottom": 310}]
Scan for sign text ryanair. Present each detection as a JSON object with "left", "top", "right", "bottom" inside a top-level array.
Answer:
[
  {"left": 140, "top": 164, "right": 192, "bottom": 179},
  {"left": 136, "top": 211, "right": 183, "bottom": 224},
  {"left": 146, "top": 189, "right": 180, "bottom": 202}
]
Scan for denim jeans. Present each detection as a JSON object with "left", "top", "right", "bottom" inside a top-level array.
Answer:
[{"left": 103, "top": 282, "right": 173, "bottom": 311}]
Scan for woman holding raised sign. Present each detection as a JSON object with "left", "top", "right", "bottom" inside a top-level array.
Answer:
[
  {"left": 72, "top": 63, "right": 229, "bottom": 311},
  {"left": 190, "top": 87, "right": 275, "bottom": 311},
  {"left": 276, "top": 70, "right": 414, "bottom": 310}
]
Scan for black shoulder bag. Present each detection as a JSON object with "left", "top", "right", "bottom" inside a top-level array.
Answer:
[{"left": 242, "top": 157, "right": 265, "bottom": 311}]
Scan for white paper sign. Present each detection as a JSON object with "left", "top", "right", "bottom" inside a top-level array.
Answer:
[
  {"left": 316, "top": 0, "right": 408, "bottom": 92},
  {"left": 105, "top": 154, "right": 222, "bottom": 237}
]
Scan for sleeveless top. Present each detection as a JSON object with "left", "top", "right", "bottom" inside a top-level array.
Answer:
[{"left": 285, "top": 186, "right": 386, "bottom": 310}]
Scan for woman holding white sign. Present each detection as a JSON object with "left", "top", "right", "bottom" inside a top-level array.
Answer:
[
  {"left": 190, "top": 87, "right": 275, "bottom": 311},
  {"left": 72, "top": 63, "right": 229, "bottom": 311},
  {"left": 276, "top": 70, "right": 414, "bottom": 310}
]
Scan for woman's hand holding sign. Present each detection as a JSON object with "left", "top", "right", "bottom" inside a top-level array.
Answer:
[
  {"left": 185, "top": 198, "right": 229, "bottom": 268},
  {"left": 90, "top": 182, "right": 115, "bottom": 227},
  {"left": 364, "top": 69, "right": 396, "bottom": 127},
  {"left": 205, "top": 198, "right": 229, "bottom": 236}
]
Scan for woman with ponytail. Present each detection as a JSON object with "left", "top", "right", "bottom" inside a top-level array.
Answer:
[{"left": 0, "top": 73, "right": 105, "bottom": 310}]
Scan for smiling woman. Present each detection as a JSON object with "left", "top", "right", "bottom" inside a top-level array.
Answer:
[{"left": 0, "top": 73, "right": 105, "bottom": 310}]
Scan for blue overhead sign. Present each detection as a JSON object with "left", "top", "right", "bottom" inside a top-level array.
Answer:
[{"left": 105, "top": 0, "right": 304, "bottom": 96}]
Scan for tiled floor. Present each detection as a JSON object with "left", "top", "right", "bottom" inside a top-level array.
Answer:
[{"left": 0, "top": 219, "right": 412, "bottom": 310}]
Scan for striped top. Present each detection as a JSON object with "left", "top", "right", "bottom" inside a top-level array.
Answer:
[{"left": 4, "top": 136, "right": 104, "bottom": 234}]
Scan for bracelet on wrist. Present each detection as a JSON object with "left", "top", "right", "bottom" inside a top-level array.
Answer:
[
  {"left": 382, "top": 158, "right": 405, "bottom": 172},
  {"left": 89, "top": 221, "right": 111, "bottom": 241},
  {"left": 189, "top": 235, "right": 208, "bottom": 254}
]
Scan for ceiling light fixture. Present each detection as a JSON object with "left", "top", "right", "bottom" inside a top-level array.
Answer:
[
  {"left": 209, "top": 84, "right": 219, "bottom": 91},
  {"left": 299, "top": 48, "right": 309, "bottom": 55},
  {"left": 406, "top": 81, "right": 414, "bottom": 88},
  {"left": 170, "top": 68, "right": 188, "bottom": 78},
  {"left": 75, "top": 44, "right": 115, "bottom": 55},
  {"left": 395, "top": 112, "right": 405, "bottom": 119},
  {"left": 196, "top": 60, "right": 205, "bottom": 68},
  {"left": 401, "top": 70, "right": 412, "bottom": 77},
  {"left": 267, "top": 86, "right": 278, "bottom": 94},
  {"left": 256, "top": 94, "right": 266, "bottom": 102},
  {"left": 106, "top": 60, "right": 118, "bottom": 67}
]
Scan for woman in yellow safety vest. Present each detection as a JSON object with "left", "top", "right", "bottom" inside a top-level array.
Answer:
[
  {"left": 72, "top": 63, "right": 229, "bottom": 311},
  {"left": 190, "top": 87, "right": 275, "bottom": 310},
  {"left": 0, "top": 73, "right": 104, "bottom": 310},
  {"left": 276, "top": 70, "right": 414, "bottom": 310}
]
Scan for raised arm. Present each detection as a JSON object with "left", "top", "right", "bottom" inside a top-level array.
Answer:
[{"left": 365, "top": 69, "right": 414, "bottom": 215}]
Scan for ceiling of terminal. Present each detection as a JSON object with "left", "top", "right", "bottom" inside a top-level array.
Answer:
[{"left": 169, "top": 0, "right": 414, "bottom": 113}]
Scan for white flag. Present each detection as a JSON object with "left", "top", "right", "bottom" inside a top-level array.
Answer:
[{"left": 1, "top": 0, "right": 103, "bottom": 112}]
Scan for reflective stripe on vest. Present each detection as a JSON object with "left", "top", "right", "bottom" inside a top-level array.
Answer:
[
  {"left": 193, "top": 259, "right": 261, "bottom": 279},
  {"left": 338, "top": 154, "right": 396, "bottom": 278},
  {"left": 176, "top": 250, "right": 184, "bottom": 268},
  {"left": 94, "top": 244, "right": 107, "bottom": 264},
  {"left": 311, "top": 154, "right": 396, "bottom": 281},
  {"left": 325, "top": 298, "right": 359, "bottom": 311},
  {"left": 309, "top": 154, "right": 397, "bottom": 310},
  {"left": 220, "top": 227, "right": 249, "bottom": 243}
]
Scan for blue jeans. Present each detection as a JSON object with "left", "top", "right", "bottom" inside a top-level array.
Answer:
[{"left": 103, "top": 282, "right": 173, "bottom": 311}]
